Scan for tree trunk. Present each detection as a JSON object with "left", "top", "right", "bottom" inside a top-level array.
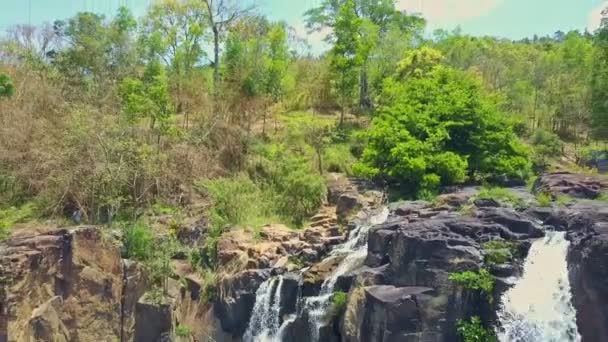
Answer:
[
  {"left": 213, "top": 26, "right": 220, "bottom": 92},
  {"left": 359, "top": 64, "right": 370, "bottom": 113}
]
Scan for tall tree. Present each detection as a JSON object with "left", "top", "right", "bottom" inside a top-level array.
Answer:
[
  {"left": 591, "top": 26, "right": 608, "bottom": 142},
  {"left": 330, "top": 0, "right": 363, "bottom": 126},
  {"left": 201, "top": 0, "right": 253, "bottom": 91}
]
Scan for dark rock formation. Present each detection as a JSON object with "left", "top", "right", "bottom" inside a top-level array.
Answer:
[
  {"left": 533, "top": 172, "right": 608, "bottom": 199},
  {"left": 214, "top": 269, "right": 271, "bottom": 338}
]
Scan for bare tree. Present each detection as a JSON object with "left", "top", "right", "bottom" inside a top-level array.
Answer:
[{"left": 201, "top": 0, "right": 254, "bottom": 91}]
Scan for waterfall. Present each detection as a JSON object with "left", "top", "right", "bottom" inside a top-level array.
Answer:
[
  {"left": 305, "top": 206, "right": 390, "bottom": 340},
  {"left": 497, "top": 231, "right": 581, "bottom": 342},
  {"left": 244, "top": 276, "right": 285, "bottom": 342}
]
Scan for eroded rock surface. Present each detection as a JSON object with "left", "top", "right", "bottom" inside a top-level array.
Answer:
[{"left": 534, "top": 172, "right": 608, "bottom": 199}]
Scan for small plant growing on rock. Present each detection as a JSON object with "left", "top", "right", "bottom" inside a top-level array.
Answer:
[
  {"left": 175, "top": 325, "right": 192, "bottom": 338},
  {"left": 327, "top": 291, "right": 348, "bottom": 321},
  {"left": 121, "top": 221, "right": 154, "bottom": 261},
  {"left": 449, "top": 269, "right": 495, "bottom": 301},
  {"left": 482, "top": 240, "right": 517, "bottom": 265},
  {"left": 457, "top": 316, "right": 497, "bottom": 342},
  {"left": 535, "top": 192, "right": 552, "bottom": 208},
  {"left": 556, "top": 194, "right": 573, "bottom": 206}
]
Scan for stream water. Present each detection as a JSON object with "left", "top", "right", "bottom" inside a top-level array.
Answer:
[
  {"left": 243, "top": 206, "right": 389, "bottom": 342},
  {"left": 497, "top": 231, "right": 581, "bottom": 342}
]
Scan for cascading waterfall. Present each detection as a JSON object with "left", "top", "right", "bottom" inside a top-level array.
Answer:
[
  {"left": 244, "top": 276, "right": 285, "bottom": 342},
  {"left": 305, "top": 206, "right": 390, "bottom": 340},
  {"left": 497, "top": 231, "right": 581, "bottom": 342},
  {"left": 244, "top": 206, "right": 389, "bottom": 342}
]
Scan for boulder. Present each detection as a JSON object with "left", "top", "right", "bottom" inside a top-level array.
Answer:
[
  {"left": 0, "top": 227, "right": 124, "bottom": 342},
  {"left": 134, "top": 294, "right": 173, "bottom": 342},
  {"left": 214, "top": 269, "right": 271, "bottom": 337},
  {"left": 533, "top": 172, "right": 608, "bottom": 199}
]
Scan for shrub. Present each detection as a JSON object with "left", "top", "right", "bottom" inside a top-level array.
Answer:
[
  {"left": 556, "top": 195, "right": 573, "bottom": 206},
  {"left": 482, "top": 240, "right": 516, "bottom": 265},
  {"left": 324, "top": 144, "right": 357, "bottom": 175},
  {"left": 175, "top": 325, "right": 192, "bottom": 338},
  {"left": 531, "top": 129, "right": 562, "bottom": 172},
  {"left": 597, "top": 192, "right": 608, "bottom": 202},
  {"left": 535, "top": 192, "right": 553, "bottom": 207},
  {"left": 457, "top": 316, "right": 497, "bottom": 342},
  {"left": 196, "top": 176, "right": 265, "bottom": 233},
  {"left": 0, "top": 203, "right": 35, "bottom": 240},
  {"left": 121, "top": 221, "right": 155, "bottom": 261},
  {"left": 327, "top": 291, "right": 348, "bottom": 320},
  {"left": 449, "top": 270, "right": 495, "bottom": 295},
  {"left": 354, "top": 50, "right": 530, "bottom": 195}
]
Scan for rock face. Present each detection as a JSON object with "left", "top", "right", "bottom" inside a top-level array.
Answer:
[
  {"left": 556, "top": 203, "right": 608, "bottom": 342},
  {"left": 0, "top": 227, "right": 124, "bottom": 342},
  {"left": 533, "top": 172, "right": 608, "bottom": 199}
]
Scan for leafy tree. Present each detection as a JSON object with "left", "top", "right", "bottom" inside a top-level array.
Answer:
[
  {"left": 330, "top": 0, "right": 363, "bottom": 126},
  {"left": 202, "top": 0, "right": 254, "bottom": 91},
  {"left": 119, "top": 60, "right": 173, "bottom": 142},
  {"left": 140, "top": 0, "right": 207, "bottom": 118},
  {"left": 354, "top": 48, "right": 530, "bottom": 196},
  {"left": 591, "top": 26, "right": 608, "bottom": 142}
]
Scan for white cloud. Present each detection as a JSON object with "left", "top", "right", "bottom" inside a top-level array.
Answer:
[
  {"left": 396, "top": 0, "right": 504, "bottom": 26},
  {"left": 290, "top": 20, "right": 331, "bottom": 54},
  {"left": 588, "top": 2, "right": 607, "bottom": 32}
]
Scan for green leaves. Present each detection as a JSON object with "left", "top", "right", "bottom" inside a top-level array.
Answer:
[
  {"left": 355, "top": 48, "right": 530, "bottom": 197},
  {"left": 0, "top": 73, "right": 15, "bottom": 98}
]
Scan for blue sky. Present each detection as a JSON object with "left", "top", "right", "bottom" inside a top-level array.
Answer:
[{"left": 0, "top": 0, "right": 605, "bottom": 51}]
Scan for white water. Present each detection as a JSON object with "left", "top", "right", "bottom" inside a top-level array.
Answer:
[
  {"left": 243, "top": 276, "right": 285, "bottom": 342},
  {"left": 497, "top": 231, "right": 581, "bottom": 342},
  {"left": 305, "top": 207, "right": 390, "bottom": 340},
  {"left": 244, "top": 206, "right": 389, "bottom": 342}
]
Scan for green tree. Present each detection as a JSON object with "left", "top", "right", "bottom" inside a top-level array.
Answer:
[
  {"left": 354, "top": 48, "right": 530, "bottom": 196},
  {"left": 140, "top": 0, "right": 207, "bottom": 120},
  {"left": 263, "top": 23, "right": 290, "bottom": 133},
  {"left": 119, "top": 60, "right": 173, "bottom": 143},
  {"left": 592, "top": 26, "right": 608, "bottom": 142},
  {"left": 330, "top": 0, "right": 363, "bottom": 126}
]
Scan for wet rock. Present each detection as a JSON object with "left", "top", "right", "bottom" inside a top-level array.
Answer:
[
  {"left": 341, "top": 286, "right": 441, "bottom": 342},
  {"left": 214, "top": 269, "right": 271, "bottom": 337},
  {"left": 476, "top": 207, "right": 544, "bottom": 238},
  {"left": 474, "top": 198, "right": 501, "bottom": 208},
  {"left": 278, "top": 273, "right": 301, "bottom": 318},
  {"left": 533, "top": 172, "right": 608, "bottom": 199},
  {"left": 302, "top": 256, "right": 345, "bottom": 296},
  {"left": 564, "top": 204, "right": 608, "bottom": 342}
]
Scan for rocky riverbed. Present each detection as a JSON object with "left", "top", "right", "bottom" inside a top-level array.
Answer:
[{"left": 1, "top": 172, "right": 607, "bottom": 342}]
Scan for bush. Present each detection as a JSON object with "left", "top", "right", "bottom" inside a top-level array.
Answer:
[
  {"left": 354, "top": 48, "right": 530, "bottom": 195},
  {"left": 175, "top": 325, "right": 192, "bottom": 338},
  {"left": 457, "top": 316, "right": 497, "bottom": 342},
  {"left": 324, "top": 144, "right": 357, "bottom": 175},
  {"left": 482, "top": 240, "right": 516, "bottom": 265},
  {"left": 121, "top": 221, "right": 155, "bottom": 261},
  {"left": 0, "top": 203, "right": 36, "bottom": 240},
  {"left": 449, "top": 269, "right": 495, "bottom": 295},
  {"left": 327, "top": 291, "right": 348, "bottom": 320},
  {"left": 531, "top": 129, "right": 562, "bottom": 172},
  {"left": 535, "top": 192, "right": 553, "bottom": 207}
]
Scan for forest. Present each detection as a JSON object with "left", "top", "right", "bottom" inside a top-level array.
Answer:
[{"left": 1, "top": 0, "right": 608, "bottom": 323}]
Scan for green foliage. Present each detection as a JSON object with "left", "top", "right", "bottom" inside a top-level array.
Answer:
[
  {"left": 449, "top": 269, "right": 495, "bottom": 295},
  {"left": 327, "top": 291, "right": 348, "bottom": 320},
  {"left": 121, "top": 221, "right": 155, "bottom": 261},
  {"left": 0, "top": 203, "right": 35, "bottom": 240},
  {"left": 355, "top": 48, "right": 530, "bottom": 196},
  {"left": 476, "top": 187, "right": 524, "bottom": 208},
  {"left": 482, "top": 240, "right": 517, "bottom": 265},
  {"left": 196, "top": 176, "right": 267, "bottom": 234},
  {"left": 535, "top": 192, "right": 553, "bottom": 207},
  {"left": 531, "top": 129, "right": 562, "bottom": 172},
  {"left": 0, "top": 73, "right": 15, "bottom": 98},
  {"left": 330, "top": 0, "right": 364, "bottom": 123},
  {"left": 556, "top": 194, "right": 574, "bottom": 206},
  {"left": 457, "top": 316, "right": 497, "bottom": 342},
  {"left": 597, "top": 192, "right": 608, "bottom": 202},
  {"left": 324, "top": 144, "right": 357, "bottom": 175},
  {"left": 175, "top": 325, "right": 192, "bottom": 338}
]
